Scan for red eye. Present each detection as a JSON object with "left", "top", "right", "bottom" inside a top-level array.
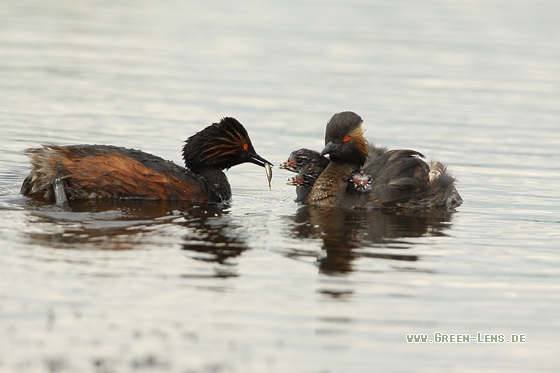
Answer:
[
  {"left": 343, "top": 135, "right": 351, "bottom": 142},
  {"left": 243, "top": 143, "right": 249, "bottom": 151}
]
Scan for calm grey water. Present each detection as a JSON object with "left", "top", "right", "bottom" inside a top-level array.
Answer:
[{"left": 1, "top": 0, "right": 559, "bottom": 372}]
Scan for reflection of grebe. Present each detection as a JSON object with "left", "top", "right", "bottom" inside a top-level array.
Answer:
[
  {"left": 24, "top": 200, "right": 248, "bottom": 264},
  {"left": 287, "top": 206, "right": 454, "bottom": 275},
  {"left": 301, "top": 112, "right": 462, "bottom": 209},
  {"left": 21, "top": 118, "right": 272, "bottom": 206}
]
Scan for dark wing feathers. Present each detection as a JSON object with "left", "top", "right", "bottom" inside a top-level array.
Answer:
[{"left": 364, "top": 149, "right": 430, "bottom": 203}]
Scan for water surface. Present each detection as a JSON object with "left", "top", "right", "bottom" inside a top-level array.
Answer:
[{"left": 1, "top": 0, "right": 559, "bottom": 372}]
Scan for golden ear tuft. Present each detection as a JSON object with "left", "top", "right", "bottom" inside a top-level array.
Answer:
[{"left": 349, "top": 124, "right": 368, "bottom": 160}]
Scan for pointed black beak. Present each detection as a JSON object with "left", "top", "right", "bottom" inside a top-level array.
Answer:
[
  {"left": 248, "top": 152, "right": 273, "bottom": 167},
  {"left": 320, "top": 141, "right": 340, "bottom": 156}
]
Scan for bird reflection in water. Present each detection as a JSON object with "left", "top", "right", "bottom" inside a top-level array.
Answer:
[
  {"left": 285, "top": 206, "right": 455, "bottom": 275},
  {"left": 178, "top": 207, "right": 246, "bottom": 279},
  {"left": 22, "top": 199, "right": 248, "bottom": 278}
]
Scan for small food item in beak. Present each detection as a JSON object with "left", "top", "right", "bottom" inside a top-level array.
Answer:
[{"left": 265, "top": 163, "right": 272, "bottom": 190}]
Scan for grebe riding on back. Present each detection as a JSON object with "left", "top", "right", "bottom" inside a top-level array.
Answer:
[{"left": 287, "top": 111, "right": 462, "bottom": 210}]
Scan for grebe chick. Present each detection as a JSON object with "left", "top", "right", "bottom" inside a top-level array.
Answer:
[
  {"left": 21, "top": 117, "right": 272, "bottom": 206},
  {"left": 279, "top": 148, "right": 329, "bottom": 173},
  {"left": 287, "top": 162, "right": 326, "bottom": 203},
  {"left": 349, "top": 169, "right": 373, "bottom": 193},
  {"left": 281, "top": 144, "right": 386, "bottom": 198}
]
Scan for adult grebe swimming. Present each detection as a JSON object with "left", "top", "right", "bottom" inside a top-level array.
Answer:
[{"left": 21, "top": 117, "right": 272, "bottom": 207}]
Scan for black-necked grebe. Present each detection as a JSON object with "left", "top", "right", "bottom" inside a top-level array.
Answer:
[
  {"left": 21, "top": 117, "right": 272, "bottom": 206},
  {"left": 290, "top": 111, "right": 462, "bottom": 209}
]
